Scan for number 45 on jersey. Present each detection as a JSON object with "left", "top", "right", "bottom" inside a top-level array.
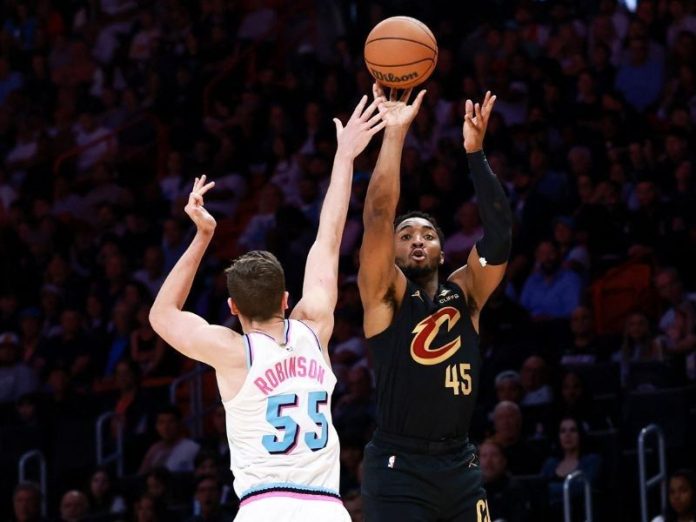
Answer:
[{"left": 445, "top": 363, "right": 472, "bottom": 396}]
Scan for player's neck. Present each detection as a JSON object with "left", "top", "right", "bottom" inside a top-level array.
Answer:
[
  {"left": 244, "top": 316, "right": 286, "bottom": 343},
  {"left": 412, "top": 275, "right": 439, "bottom": 300}
]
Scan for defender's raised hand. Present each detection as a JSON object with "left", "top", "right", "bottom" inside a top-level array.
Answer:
[
  {"left": 334, "top": 94, "right": 387, "bottom": 159},
  {"left": 184, "top": 175, "right": 216, "bottom": 234},
  {"left": 463, "top": 90, "right": 497, "bottom": 153},
  {"left": 374, "top": 82, "right": 426, "bottom": 131}
]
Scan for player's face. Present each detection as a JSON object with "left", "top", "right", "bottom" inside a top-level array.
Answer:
[
  {"left": 669, "top": 476, "right": 694, "bottom": 515},
  {"left": 394, "top": 218, "right": 443, "bottom": 279}
]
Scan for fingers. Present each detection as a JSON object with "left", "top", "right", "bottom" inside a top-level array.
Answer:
[
  {"left": 360, "top": 97, "right": 381, "bottom": 121},
  {"left": 190, "top": 175, "right": 214, "bottom": 199},
  {"left": 333, "top": 117, "right": 343, "bottom": 136},
  {"left": 188, "top": 193, "right": 203, "bottom": 207},
  {"left": 193, "top": 174, "right": 208, "bottom": 192},
  {"left": 465, "top": 99, "right": 474, "bottom": 118},
  {"left": 198, "top": 180, "right": 215, "bottom": 196},
  {"left": 368, "top": 120, "right": 387, "bottom": 135},
  {"left": 471, "top": 90, "right": 496, "bottom": 120},
  {"left": 400, "top": 87, "right": 413, "bottom": 103},
  {"left": 372, "top": 82, "right": 385, "bottom": 100},
  {"left": 412, "top": 89, "right": 427, "bottom": 112},
  {"left": 389, "top": 87, "right": 397, "bottom": 102},
  {"left": 464, "top": 112, "right": 479, "bottom": 132},
  {"left": 365, "top": 110, "right": 383, "bottom": 128},
  {"left": 483, "top": 94, "right": 497, "bottom": 118},
  {"left": 377, "top": 101, "right": 391, "bottom": 116},
  {"left": 351, "top": 95, "right": 368, "bottom": 120}
]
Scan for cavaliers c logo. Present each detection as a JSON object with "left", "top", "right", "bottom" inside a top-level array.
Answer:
[{"left": 410, "top": 307, "right": 462, "bottom": 365}]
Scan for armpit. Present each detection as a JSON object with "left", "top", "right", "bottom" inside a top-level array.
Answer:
[{"left": 382, "top": 284, "right": 398, "bottom": 310}]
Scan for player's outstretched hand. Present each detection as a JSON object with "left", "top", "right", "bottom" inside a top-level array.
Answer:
[
  {"left": 334, "top": 94, "right": 387, "bottom": 159},
  {"left": 463, "top": 90, "right": 496, "bottom": 153},
  {"left": 374, "top": 82, "right": 426, "bottom": 131},
  {"left": 185, "top": 175, "right": 216, "bottom": 235}
]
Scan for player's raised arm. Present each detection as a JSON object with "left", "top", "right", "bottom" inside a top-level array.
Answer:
[
  {"left": 358, "top": 84, "right": 426, "bottom": 337},
  {"left": 449, "top": 92, "right": 512, "bottom": 321},
  {"left": 149, "top": 176, "right": 241, "bottom": 370},
  {"left": 291, "top": 95, "right": 386, "bottom": 355}
]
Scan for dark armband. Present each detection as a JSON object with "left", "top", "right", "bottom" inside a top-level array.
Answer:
[{"left": 467, "top": 150, "right": 512, "bottom": 266}]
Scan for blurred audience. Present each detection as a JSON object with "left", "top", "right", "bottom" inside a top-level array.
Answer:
[
  {"left": 2, "top": 0, "right": 695, "bottom": 519},
  {"left": 652, "top": 469, "right": 696, "bottom": 522},
  {"left": 490, "top": 401, "right": 544, "bottom": 475},
  {"left": 139, "top": 405, "right": 200, "bottom": 474},
  {"left": 540, "top": 417, "right": 601, "bottom": 519},
  {"left": 58, "top": 490, "right": 89, "bottom": 522},
  {"left": 480, "top": 439, "right": 528, "bottom": 522},
  {"left": 12, "top": 482, "right": 43, "bottom": 522}
]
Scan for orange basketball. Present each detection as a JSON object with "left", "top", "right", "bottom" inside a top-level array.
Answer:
[{"left": 364, "top": 16, "right": 438, "bottom": 89}]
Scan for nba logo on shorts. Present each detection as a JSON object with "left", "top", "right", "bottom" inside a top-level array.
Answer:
[{"left": 387, "top": 455, "right": 396, "bottom": 468}]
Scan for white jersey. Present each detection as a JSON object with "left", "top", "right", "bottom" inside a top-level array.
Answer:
[{"left": 223, "top": 319, "right": 343, "bottom": 509}]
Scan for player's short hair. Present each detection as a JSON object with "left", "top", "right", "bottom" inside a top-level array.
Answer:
[
  {"left": 394, "top": 211, "right": 445, "bottom": 245},
  {"left": 225, "top": 251, "right": 286, "bottom": 321}
]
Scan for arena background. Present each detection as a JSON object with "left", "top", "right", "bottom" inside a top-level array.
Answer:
[{"left": 0, "top": 0, "right": 695, "bottom": 520}]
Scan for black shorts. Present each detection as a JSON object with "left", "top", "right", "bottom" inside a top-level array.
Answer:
[{"left": 361, "top": 431, "right": 490, "bottom": 522}]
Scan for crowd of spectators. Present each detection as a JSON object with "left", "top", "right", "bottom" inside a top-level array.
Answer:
[{"left": 1, "top": 0, "right": 696, "bottom": 520}]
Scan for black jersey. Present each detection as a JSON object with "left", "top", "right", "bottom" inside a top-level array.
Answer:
[{"left": 367, "top": 279, "right": 481, "bottom": 441}]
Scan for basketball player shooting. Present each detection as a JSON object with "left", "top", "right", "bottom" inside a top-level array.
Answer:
[
  {"left": 358, "top": 85, "right": 511, "bottom": 521},
  {"left": 149, "top": 95, "right": 385, "bottom": 522}
]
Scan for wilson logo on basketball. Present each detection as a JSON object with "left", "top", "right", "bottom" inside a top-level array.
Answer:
[
  {"left": 410, "top": 307, "right": 462, "bottom": 365},
  {"left": 370, "top": 69, "right": 419, "bottom": 83}
]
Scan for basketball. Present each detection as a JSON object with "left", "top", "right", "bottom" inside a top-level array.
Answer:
[{"left": 364, "top": 16, "right": 438, "bottom": 89}]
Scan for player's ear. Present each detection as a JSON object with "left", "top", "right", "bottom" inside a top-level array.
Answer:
[
  {"left": 228, "top": 298, "right": 239, "bottom": 316},
  {"left": 440, "top": 250, "right": 445, "bottom": 265},
  {"left": 281, "top": 291, "right": 289, "bottom": 311}
]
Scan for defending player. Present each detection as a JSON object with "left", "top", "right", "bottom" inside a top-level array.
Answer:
[
  {"left": 358, "top": 86, "right": 511, "bottom": 521},
  {"left": 149, "top": 95, "right": 385, "bottom": 521}
]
